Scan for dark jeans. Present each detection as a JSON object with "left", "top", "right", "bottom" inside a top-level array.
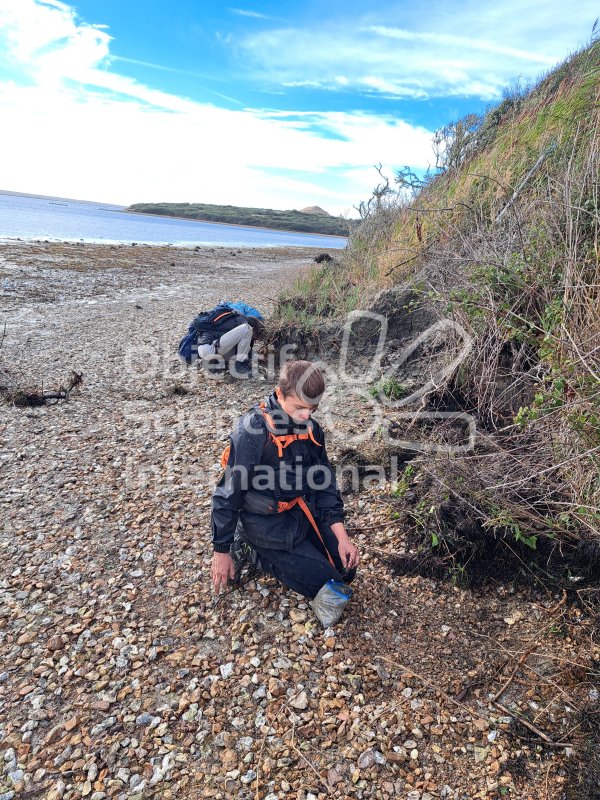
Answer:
[{"left": 240, "top": 506, "right": 356, "bottom": 599}]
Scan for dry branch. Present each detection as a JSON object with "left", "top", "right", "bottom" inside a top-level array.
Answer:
[
  {"left": 492, "top": 700, "right": 575, "bottom": 748},
  {"left": 1, "top": 370, "right": 83, "bottom": 407}
]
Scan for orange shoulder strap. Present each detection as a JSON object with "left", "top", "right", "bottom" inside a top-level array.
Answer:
[{"left": 220, "top": 443, "right": 231, "bottom": 469}]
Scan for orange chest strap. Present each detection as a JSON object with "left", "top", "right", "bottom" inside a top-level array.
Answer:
[
  {"left": 267, "top": 428, "right": 320, "bottom": 457},
  {"left": 260, "top": 405, "right": 321, "bottom": 457},
  {"left": 221, "top": 407, "right": 322, "bottom": 468}
]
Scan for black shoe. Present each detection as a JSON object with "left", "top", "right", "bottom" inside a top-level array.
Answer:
[{"left": 230, "top": 358, "right": 253, "bottom": 378}]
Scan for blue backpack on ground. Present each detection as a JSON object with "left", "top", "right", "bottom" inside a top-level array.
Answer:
[{"left": 220, "top": 301, "right": 264, "bottom": 320}]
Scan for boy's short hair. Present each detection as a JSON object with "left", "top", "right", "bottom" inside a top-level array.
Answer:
[{"left": 279, "top": 360, "right": 325, "bottom": 404}]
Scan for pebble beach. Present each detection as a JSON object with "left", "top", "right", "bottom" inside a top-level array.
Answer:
[{"left": 0, "top": 240, "right": 595, "bottom": 800}]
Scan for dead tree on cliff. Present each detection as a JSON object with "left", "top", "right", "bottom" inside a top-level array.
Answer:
[{"left": 354, "top": 163, "right": 395, "bottom": 219}]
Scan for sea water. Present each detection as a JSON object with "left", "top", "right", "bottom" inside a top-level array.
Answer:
[{"left": 0, "top": 192, "right": 348, "bottom": 249}]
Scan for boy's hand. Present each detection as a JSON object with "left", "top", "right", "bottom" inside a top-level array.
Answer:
[
  {"left": 337, "top": 537, "right": 360, "bottom": 570},
  {"left": 331, "top": 523, "right": 360, "bottom": 570},
  {"left": 211, "top": 552, "right": 235, "bottom": 594}
]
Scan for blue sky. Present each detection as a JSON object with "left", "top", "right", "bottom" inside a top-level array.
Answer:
[{"left": 0, "top": 1, "right": 597, "bottom": 215}]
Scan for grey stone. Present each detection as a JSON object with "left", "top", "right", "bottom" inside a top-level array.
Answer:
[
  {"left": 240, "top": 769, "right": 257, "bottom": 785},
  {"left": 90, "top": 717, "right": 116, "bottom": 737},
  {"left": 219, "top": 662, "right": 234, "bottom": 679},
  {"left": 135, "top": 712, "right": 154, "bottom": 726},
  {"left": 53, "top": 746, "right": 72, "bottom": 767},
  {"left": 290, "top": 691, "right": 308, "bottom": 710},
  {"left": 357, "top": 749, "right": 376, "bottom": 769},
  {"left": 237, "top": 736, "right": 254, "bottom": 750}
]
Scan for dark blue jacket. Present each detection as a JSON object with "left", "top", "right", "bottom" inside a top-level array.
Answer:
[
  {"left": 211, "top": 392, "right": 344, "bottom": 553},
  {"left": 194, "top": 305, "right": 249, "bottom": 346}
]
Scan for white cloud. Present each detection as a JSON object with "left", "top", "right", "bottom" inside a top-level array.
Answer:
[
  {"left": 358, "top": 75, "right": 428, "bottom": 99},
  {"left": 0, "top": 81, "right": 433, "bottom": 212},
  {"left": 110, "top": 56, "right": 244, "bottom": 105},
  {"left": 234, "top": 1, "right": 598, "bottom": 99},
  {"left": 0, "top": 0, "right": 434, "bottom": 214},
  {"left": 0, "top": 0, "right": 111, "bottom": 83},
  {"left": 4, "top": 0, "right": 592, "bottom": 214},
  {"left": 229, "top": 8, "right": 277, "bottom": 21},
  {"left": 368, "top": 26, "right": 557, "bottom": 66}
]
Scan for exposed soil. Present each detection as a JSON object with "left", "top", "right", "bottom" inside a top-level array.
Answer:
[{"left": 0, "top": 241, "right": 597, "bottom": 800}]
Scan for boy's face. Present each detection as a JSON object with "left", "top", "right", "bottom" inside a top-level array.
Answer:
[{"left": 279, "top": 391, "right": 318, "bottom": 422}]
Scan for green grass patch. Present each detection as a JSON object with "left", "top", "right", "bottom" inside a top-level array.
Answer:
[{"left": 369, "top": 377, "right": 408, "bottom": 401}]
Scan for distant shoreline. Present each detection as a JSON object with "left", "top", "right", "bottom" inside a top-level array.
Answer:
[
  {"left": 0, "top": 236, "right": 337, "bottom": 250},
  {"left": 0, "top": 188, "right": 125, "bottom": 208},
  {"left": 0, "top": 190, "right": 350, "bottom": 237}
]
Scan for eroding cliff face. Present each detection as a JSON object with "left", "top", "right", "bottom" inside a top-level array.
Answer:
[{"left": 264, "top": 44, "right": 600, "bottom": 672}]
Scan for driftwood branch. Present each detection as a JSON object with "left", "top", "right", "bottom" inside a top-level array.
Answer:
[
  {"left": 377, "top": 655, "right": 576, "bottom": 749},
  {"left": 1, "top": 371, "right": 83, "bottom": 407},
  {"left": 491, "top": 645, "right": 537, "bottom": 703}
]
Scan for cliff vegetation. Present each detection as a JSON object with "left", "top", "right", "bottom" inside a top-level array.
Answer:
[
  {"left": 126, "top": 201, "right": 354, "bottom": 237},
  {"left": 274, "top": 41, "right": 600, "bottom": 589}
]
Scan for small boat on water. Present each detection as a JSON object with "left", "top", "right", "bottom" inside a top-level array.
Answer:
[{"left": 49, "top": 201, "right": 68, "bottom": 206}]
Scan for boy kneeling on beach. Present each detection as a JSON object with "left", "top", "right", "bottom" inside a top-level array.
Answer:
[{"left": 211, "top": 360, "right": 359, "bottom": 626}]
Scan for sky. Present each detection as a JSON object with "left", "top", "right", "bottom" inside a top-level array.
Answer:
[{"left": 0, "top": 1, "right": 597, "bottom": 216}]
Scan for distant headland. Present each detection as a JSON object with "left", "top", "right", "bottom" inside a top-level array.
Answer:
[{"left": 125, "top": 201, "right": 356, "bottom": 237}]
